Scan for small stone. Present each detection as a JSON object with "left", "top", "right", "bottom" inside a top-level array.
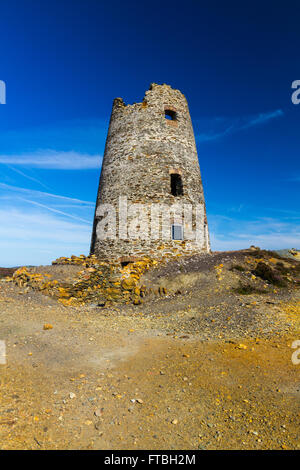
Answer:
[
  {"left": 94, "top": 408, "right": 103, "bottom": 417},
  {"left": 69, "top": 392, "right": 76, "bottom": 399},
  {"left": 171, "top": 419, "right": 178, "bottom": 425}
]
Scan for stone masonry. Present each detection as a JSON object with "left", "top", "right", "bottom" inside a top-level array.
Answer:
[{"left": 90, "top": 83, "right": 210, "bottom": 261}]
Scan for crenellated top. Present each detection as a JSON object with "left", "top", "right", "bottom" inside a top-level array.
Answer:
[{"left": 112, "top": 83, "right": 187, "bottom": 112}]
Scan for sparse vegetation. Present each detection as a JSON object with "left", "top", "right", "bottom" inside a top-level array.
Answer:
[
  {"left": 233, "top": 282, "right": 267, "bottom": 295},
  {"left": 229, "top": 264, "right": 245, "bottom": 272},
  {"left": 275, "top": 262, "right": 290, "bottom": 274},
  {"left": 0, "top": 267, "right": 16, "bottom": 279},
  {"left": 253, "top": 261, "right": 287, "bottom": 287},
  {"left": 248, "top": 249, "right": 283, "bottom": 260}
]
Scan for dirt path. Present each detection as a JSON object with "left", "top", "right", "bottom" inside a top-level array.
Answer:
[{"left": 0, "top": 277, "right": 299, "bottom": 450}]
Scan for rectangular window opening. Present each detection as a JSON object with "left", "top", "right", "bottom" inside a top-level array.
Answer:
[
  {"left": 170, "top": 173, "right": 183, "bottom": 196},
  {"left": 172, "top": 224, "right": 183, "bottom": 240}
]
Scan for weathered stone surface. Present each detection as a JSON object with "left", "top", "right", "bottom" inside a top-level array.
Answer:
[{"left": 90, "top": 83, "right": 210, "bottom": 261}]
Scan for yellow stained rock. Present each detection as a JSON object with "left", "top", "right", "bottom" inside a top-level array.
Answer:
[{"left": 121, "top": 278, "right": 137, "bottom": 290}]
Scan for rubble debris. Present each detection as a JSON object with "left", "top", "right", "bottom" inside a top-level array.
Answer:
[{"left": 9, "top": 255, "right": 167, "bottom": 306}]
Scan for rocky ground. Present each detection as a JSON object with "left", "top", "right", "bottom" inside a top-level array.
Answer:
[{"left": 0, "top": 248, "right": 299, "bottom": 450}]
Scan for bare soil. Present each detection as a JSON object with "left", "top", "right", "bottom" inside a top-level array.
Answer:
[{"left": 0, "top": 250, "right": 299, "bottom": 450}]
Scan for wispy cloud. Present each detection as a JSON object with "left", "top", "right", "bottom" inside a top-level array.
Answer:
[
  {"left": 0, "top": 149, "right": 102, "bottom": 169},
  {"left": 0, "top": 208, "right": 91, "bottom": 267},
  {"left": 20, "top": 198, "right": 92, "bottom": 224},
  {"left": 0, "top": 180, "right": 95, "bottom": 266},
  {"left": 4, "top": 164, "right": 51, "bottom": 190},
  {"left": 0, "top": 183, "right": 94, "bottom": 205},
  {"left": 196, "top": 109, "right": 284, "bottom": 143},
  {"left": 0, "top": 182, "right": 95, "bottom": 266},
  {"left": 241, "top": 109, "right": 283, "bottom": 129},
  {"left": 208, "top": 214, "right": 300, "bottom": 251}
]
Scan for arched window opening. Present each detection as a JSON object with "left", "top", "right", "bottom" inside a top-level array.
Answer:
[{"left": 170, "top": 173, "right": 183, "bottom": 196}]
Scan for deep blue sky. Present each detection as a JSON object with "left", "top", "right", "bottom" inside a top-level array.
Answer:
[{"left": 0, "top": 0, "right": 299, "bottom": 266}]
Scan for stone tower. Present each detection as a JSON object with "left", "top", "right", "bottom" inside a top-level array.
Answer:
[{"left": 90, "top": 83, "right": 210, "bottom": 262}]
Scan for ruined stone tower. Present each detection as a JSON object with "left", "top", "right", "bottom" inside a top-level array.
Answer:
[{"left": 90, "top": 83, "right": 210, "bottom": 261}]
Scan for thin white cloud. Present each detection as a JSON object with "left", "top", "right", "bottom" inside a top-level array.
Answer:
[
  {"left": 210, "top": 233, "right": 300, "bottom": 251},
  {"left": 0, "top": 149, "right": 102, "bottom": 169},
  {"left": 196, "top": 125, "right": 235, "bottom": 142},
  {"left": 20, "top": 198, "right": 92, "bottom": 224},
  {"left": 0, "top": 184, "right": 94, "bottom": 264},
  {"left": 0, "top": 183, "right": 94, "bottom": 205},
  {"left": 5, "top": 164, "right": 51, "bottom": 190},
  {"left": 241, "top": 109, "right": 283, "bottom": 129},
  {"left": 0, "top": 208, "right": 91, "bottom": 266},
  {"left": 208, "top": 214, "right": 300, "bottom": 251},
  {"left": 196, "top": 109, "right": 284, "bottom": 143}
]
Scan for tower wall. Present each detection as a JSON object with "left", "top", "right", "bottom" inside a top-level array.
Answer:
[{"left": 90, "top": 83, "right": 210, "bottom": 261}]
